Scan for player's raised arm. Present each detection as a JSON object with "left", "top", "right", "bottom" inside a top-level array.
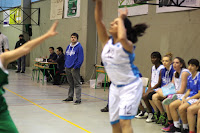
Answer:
[
  {"left": 118, "top": 9, "right": 134, "bottom": 53},
  {"left": 0, "top": 21, "right": 59, "bottom": 68},
  {"left": 93, "top": 0, "right": 109, "bottom": 47}
]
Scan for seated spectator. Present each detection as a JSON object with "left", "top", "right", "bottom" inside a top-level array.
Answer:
[
  {"left": 135, "top": 52, "right": 164, "bottom": 123},
  {"left": 154, "top": 57, "right": 189, "bottom": 131},
  {"left": 167, "top": 59, "right": 200, "bottom": 133},
  {"left": 48, "top": 47, "right": 57, "bottom": 62},
  {"left": 52, "top": 47, "right": 65, "bottom": 85},
  {"left": 187, "top": 99, "right": 200, "bottom": 133},
  {"left": 41, "top": 47, "right": 57, "bottom": 82},
  {"left": 148, "top": 53, "right": 175, "bottom": 125}
]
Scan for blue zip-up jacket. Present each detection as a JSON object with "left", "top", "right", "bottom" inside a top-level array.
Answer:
[{"left": 64, "top": 42, "right": 84, "bottom": 69}]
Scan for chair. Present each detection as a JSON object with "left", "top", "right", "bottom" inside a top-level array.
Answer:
[
  {"left": 60, "top": 73, "right": 67, "bottom": 84},
  {"left": 141, "top": 77, "right": 149, "bottom": 87},
  {"left": 32, "top": 68, "right": 39, "bottom": 81},
  {"left": 140, "top": 77, "right": 149, "bottom": 108},
  {"left": 95, "top": 65, "right": 108, "bottom": 91}
]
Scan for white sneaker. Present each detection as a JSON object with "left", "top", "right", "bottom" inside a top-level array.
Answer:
[
  {"left": 146, "top": 113, "right": 153, "bottom": 123},
  {"left": 143, "top": 112, "right": 148, "bottom": 118},
  {"left": 135, "top": 111, "right": 143, "bottom": 118},
  {"left": 135, "top": 111, "right": 148, "bottom": 119}
]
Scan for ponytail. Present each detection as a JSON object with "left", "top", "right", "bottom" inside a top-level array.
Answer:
[{"left": 124, "top": 18, "right": 148, "bottom": 44}]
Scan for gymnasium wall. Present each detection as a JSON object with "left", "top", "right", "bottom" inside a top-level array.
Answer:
[
  {"left": 30, "top": 0, "right": 96, "bottom": 80},
  {"left": 97, "top": 0, "right": 200, "bottom": 79}
]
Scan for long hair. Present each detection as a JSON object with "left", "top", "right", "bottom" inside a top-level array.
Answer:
[
  {"left": 124, "top": 18, "right": 148, "bottom": 44},
  {"left": 174, "top": 57, "right": 186, "bottom": 78}
]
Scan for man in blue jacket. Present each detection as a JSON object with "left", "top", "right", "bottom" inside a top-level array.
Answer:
[{"left": 63, "top": 33, "right": 84, "bottom": 105}]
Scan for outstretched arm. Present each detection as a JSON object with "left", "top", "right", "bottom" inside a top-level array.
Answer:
[
  {"left": 118, "top": 9, "right": 133, "bottom": 53},
  {"left": 0, "top": 21, "right": 58, "bottom": 68},
  {"left": 93, "top": 0, "right": 109, "bottom": 47}
]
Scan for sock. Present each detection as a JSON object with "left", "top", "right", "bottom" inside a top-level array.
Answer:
[
  {"left": 168, "top": 120, "right": 173, "bottom": 124},
  {"left": 161, "top": 112, "right": 165, "bottom": 115},
  {"left": 189, "top": 131, "right": 195, "bottom": 133},
  {"left": 183, "top": 124, "right": 188, "bottom": 129},
  {"left": 173, "top": 121, "right": 180, "bottom": 128}
]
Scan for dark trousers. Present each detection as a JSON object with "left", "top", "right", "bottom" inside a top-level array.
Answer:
[
  {"left": 66, "top": 68, "right": 81, "bottom": 101},
  {"left": 53, "top": 70, "right": 65, "bottom": 84},
  {"left": 17, "top": 56, "right": 26, "bottom": 72}
]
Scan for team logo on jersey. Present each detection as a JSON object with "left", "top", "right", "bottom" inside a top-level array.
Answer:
[
  {"left": 106, "top": 49, "right": 114, "bottom": 59},
  {"left": 162, "top": 77, "right": 171, "bottom": 85},
  {"left": 66, "top": 49, "right": 75, "bottom": 56}
]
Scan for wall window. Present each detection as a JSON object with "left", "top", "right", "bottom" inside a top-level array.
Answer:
[{"left": 0, "top": 0, "right": 40, "bottom": 11}]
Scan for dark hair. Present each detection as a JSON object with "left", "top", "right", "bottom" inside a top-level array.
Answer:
[
  {"left": 151, "top": 51, "right": 162, "bottom": 64},
  {"left": 57, "top": 47, "right": 63, "bottom": 53},
  {"left": 174, "top": 57, "right": 186, "bottom": 78},
  {"left": 71, "top": 33, "right": 79, "bottom": 40},
  {"left": 49, "top": 47, "right": 54, "bottom": 50},
  {"left": 124, "top": 18, "right": 148, "bottom": 44},
  {"left": 188, "top": 59, "right": 200, "bottom": 71},
  {"left": 19, "top": 34, "right": 24, "bottom": 37}
]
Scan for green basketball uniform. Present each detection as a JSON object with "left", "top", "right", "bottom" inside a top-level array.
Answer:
[{"left": 0, "top": 60, "right": 18, "bottom": 133}]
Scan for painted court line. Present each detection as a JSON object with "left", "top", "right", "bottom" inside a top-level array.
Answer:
[
  {"left": 9, "top": 102, "right": 65, "bottom": 107},
  {"left": 28, "top": 97, "right": 101, "bottom": 101},
  {"left": 23, "top": 73, "right": 108, "bottom": 102},
  {"left": 4, "top": 88, "right": 92, "bottom": 133},
  {"left": 29, "top": 99, "right": 63, "bottom": 100}
]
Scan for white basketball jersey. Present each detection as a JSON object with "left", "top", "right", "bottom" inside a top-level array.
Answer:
[
  {"left": 101, "top": 38, "right": 140, "bottom": 85},
  {"left": 151, "top": 65, "right": 164, "bottom": 87},
  {"left": 174, "top": 68, "right": 190, "bottom": 91}
]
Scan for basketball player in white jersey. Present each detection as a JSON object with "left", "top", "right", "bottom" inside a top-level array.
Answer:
[{"left": 93, "top": 0, "right": 148, "bottom": 132}]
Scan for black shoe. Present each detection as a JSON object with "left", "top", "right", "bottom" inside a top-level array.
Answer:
[
  {"left": 63, "top": 97, "right": 73, "bottom": 102},
  {"left": 53, "top": 83, "right": 60, "bottom": 85},
  {"left": 47, "top": 77, "right": 51, "bottom": 82},
  {"left": 16, "top": 71, "right": 20, "bottom": 73},
  {"left": 182, "top": 128, "right": 189, "bottom": 133},
  {"left": 168, "top": 125, "right": 181, "bottom": 132},
  {"left": 21, "top": 71, "right": 25, "bottom": 73},
  {"left": 74, "top": 100, "right": 81, "bottom": 105},
  {"left": 101, "top": 106, "right": 109, "bottom": 112}
]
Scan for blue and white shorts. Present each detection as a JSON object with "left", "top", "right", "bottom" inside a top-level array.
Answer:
[
  {"left": 109, "top": 78, "right": 143, "bottom": 125},
  {"left": 179, "top": 95, "right": 198, "bottom": 105}
]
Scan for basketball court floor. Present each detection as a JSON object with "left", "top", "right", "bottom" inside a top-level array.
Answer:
[{"left": 4, "top": 68, "right": 163, "bottom": 133}]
